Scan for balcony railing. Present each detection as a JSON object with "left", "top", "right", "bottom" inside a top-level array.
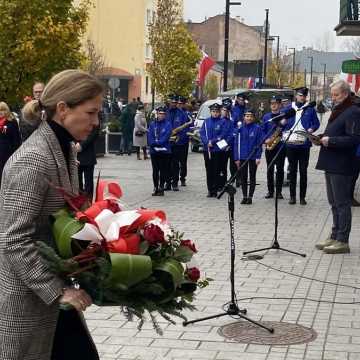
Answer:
[{"left": 336, "top": 0, "right": 360, "bottom": 35}]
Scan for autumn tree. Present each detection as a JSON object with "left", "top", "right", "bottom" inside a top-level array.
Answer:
[
  {"left": 148, "top": 0, "right": 201, "bottom": 98},
  {"left": 267, "top": 49, "right": 304, "bottom": 88},
  {"left": 0, "top": 0, "right": 92, "bottom": 107},
  {"left": 82, "top": 39, "right": 107, "bottom": 75},
  {"left": 203, "top": 74, "right": 219, "bottom": 99}
]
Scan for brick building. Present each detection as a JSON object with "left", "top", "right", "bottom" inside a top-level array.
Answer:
[{"left": 187, "top": 15, "right": 272, "bottom": 87}]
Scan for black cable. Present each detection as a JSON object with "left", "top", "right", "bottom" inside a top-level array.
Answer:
[
  {"left": 235, "top": 296, "right": 360, "bottom": 305},
  {"left": 244, "top": 258, "right": 360, "bottom": 291}
]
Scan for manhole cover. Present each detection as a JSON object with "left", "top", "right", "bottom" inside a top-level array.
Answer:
[{"left": 218, "top": 321, "right": 317, "bottom": 345}]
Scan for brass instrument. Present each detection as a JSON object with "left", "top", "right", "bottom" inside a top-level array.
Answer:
[
  {"left": 186, "top": 129, "right": 201, "bottom": 145},
  {"left": 170, "top": 119, "right": 193, "bottom": 143},
  {"left": 266, "top": 127, "right": 282, "bottom": 151}
]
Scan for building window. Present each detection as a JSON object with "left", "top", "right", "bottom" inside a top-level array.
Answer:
[
  {"left": 147, "top": 9, "right": 152, "bottom": 25},
  {"left": 146, "top": 76, "right": 149, "bottom": 95}
]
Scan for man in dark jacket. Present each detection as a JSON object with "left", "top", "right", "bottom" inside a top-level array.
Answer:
[
  {"left": 315, "top": 80, "right": 360, "bottom": 254},
  {"left": 76, "top": 126, "right": 100, "bottom": 199}
]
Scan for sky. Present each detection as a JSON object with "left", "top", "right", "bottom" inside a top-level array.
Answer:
[{"left": 184, "top": 0, "right": 346, "bottom": 52}]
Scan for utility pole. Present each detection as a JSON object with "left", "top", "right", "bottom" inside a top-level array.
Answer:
[
  {"left": 289, "top": 48, "right": 296, "bottom": 85},
  {"left": 321, "top": 63, "right": 327, "bottom": 99},
  {"left": 263, "top": 9, "right": 269, "bottom": 87},
  {"left": 223, "top": 0, "right": 241, "bottom": 92},
  {"left": 304, "top": 68, "right": 307, "bottom": 87},
  {"left": 308, "top": 56, "right": 314, "bottom": 100}
]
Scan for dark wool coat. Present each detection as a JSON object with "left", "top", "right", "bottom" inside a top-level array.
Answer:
[
  {"left": 316, "top": 97, "right": 360, "bottom": 175},
  {"left": 0, "top": 120, "right": 78, "bottom": 359}
]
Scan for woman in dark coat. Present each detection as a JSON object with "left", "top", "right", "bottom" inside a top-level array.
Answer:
[
  {"left": 119, "top": 106, "right": 135, "bottom": 155},
  {"left": 0, "top": 102, "right": 21, "bottom": 186},
  {"left": 0, "top": 70, "right": 103, "bottom": 359}
]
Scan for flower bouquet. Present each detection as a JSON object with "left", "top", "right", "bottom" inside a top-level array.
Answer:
[{"left": 38, "top": 179, "right": 210, "bottom": 334}]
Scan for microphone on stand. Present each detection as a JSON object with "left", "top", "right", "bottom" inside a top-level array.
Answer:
[
  {"left": 268, "top": 108, "right": 296, "bottom": 123},
  {"left": 296, "top": 101, "right": 316, "bottom": 111}
]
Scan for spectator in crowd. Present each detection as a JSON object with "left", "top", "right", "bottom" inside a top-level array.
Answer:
[
  {"left": 75, "top": 126, "right": 100, "bottom": 199},
  {"left": 133, "top": 104, "right": 148, "bottom": 160},
  {"left": 20, "top": 82, "right": 45, "bottom": 141},
  {"left": 119, "top": 106, "right": 135, "bottom": 155},
  {"left": 0, "top": 101, "right": 21, "bottom": 187}
]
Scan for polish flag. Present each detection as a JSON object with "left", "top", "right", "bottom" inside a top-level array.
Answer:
[
  {"left": 247, "top": 77, "right": 254, "bottom": 89},
  {"left": 198, "top": 51, "right": 216, "bottom": 86}
]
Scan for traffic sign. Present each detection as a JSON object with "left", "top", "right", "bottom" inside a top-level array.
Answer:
[
  {"left": 342, "top": 60, "right": 360, "bottom": 74},
  {"left": 108, "top": 77, "right": 120, "bottom": 89}
]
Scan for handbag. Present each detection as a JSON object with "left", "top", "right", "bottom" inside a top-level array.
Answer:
[{"left": 135, "top": 130, "right": 145, "bottom": 137}]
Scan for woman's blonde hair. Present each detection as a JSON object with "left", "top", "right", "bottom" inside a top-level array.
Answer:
[
  {"left": 0, "top": 102, "right": 15, "bottom": 121},
  {"left": 22, "top": 70, "right": 105, "bottom": 125}
]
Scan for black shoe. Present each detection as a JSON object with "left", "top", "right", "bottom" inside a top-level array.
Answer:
[
  {"left": 116, "top": 152, "right": 124, "bottom": 156},
  {"left": 289, "top": 197, "right": 296, "bottom": 205},
  {"left": 352, "top": 198, "right": 360, "bottom": 207},
  {"left": 247, "top": 198, "right": 253, "bottom": 204},
  {"left": 157, "top": 188, "right": 164, "bottom": 196},
  {"left": 300, "top": 198, "right": 307, "bottom": 205},
  {"left": 164, "top": 183, "right": 171, "bottom": 191},
  {"left": 277, "top": 193, "right": 284, "bottom": 199},
  {"left": 172, "top": 185, "right": 179, "bottom": 192},
  {"left": 241, "top": 198, "right": 248, "bottom": 204},
  {"left": 207, "top": 192, "right": 217, "bottom": 198},
  {"left": 181, "top": 180, "right": 186, "bottom": 187},
  {"left": 265, "top": 193, "right": 274, "bottom": 199},
  {"left": 152, "top": 188, "right": 158, "bottom": 196}
]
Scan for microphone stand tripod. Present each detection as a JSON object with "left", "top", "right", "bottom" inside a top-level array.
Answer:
[
  {"left": 183, "top": 125, "right": 277, "bottom": 333},
  {"left": 244, "top": 108, "right": 309, "bottom": 258}
]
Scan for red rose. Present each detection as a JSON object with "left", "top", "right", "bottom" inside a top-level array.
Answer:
[
  {"left": 143, "top": 224, "right": 165, "bottom": 246},
  {"left": 186, "top": 267, "right": 200, "bottom": 282},
  {"left": 180, "top": 240, "right": 197, "bottom": 253},
  {"left": 107, "top": 199, "right": 121, "bottom": 213}
]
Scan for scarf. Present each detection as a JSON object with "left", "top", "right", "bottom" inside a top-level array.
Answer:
[
  {"left": 0, "top": 116, "right": 8, "bottom": 133},
  {"left": 328, "top": 96, "right": 353, "bottom": 123}
]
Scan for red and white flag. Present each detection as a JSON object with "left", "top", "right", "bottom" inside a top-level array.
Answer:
[{"left": 198, "top": 50, "right": 215, "bottom": 86}]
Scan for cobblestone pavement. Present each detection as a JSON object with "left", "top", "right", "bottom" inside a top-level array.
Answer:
[{"left": 86, "top": 124, "right": 360, "bottom": 360}]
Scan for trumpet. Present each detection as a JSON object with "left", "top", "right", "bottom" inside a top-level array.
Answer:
[
  {"left": 186, "top": 129, "right": 201, "bottom": 144},
  {"left": 170, "top": 119, "right": 193, "bottom": 143}
]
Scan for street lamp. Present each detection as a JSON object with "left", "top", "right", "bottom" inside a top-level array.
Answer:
[
  {"left": 321, "top": 63, "right": 327, "bottom": 99},
  {"left": 289, "top": 47, "right": 296, "bottom": 85},
  {"left": 308, "top": 56, "right": 314, "bottom": 100},
  {"left": 304, "top": 68, "right": 307, "bottom": 87},
  {"left": 223, "top": 0, "right": 241, "bottom": 92},
  {"left": 263, "top": 9, "right": 270, "bottom": 87},
  {"left": 269, "top": 35, "right": 280, "bottom": 62}
]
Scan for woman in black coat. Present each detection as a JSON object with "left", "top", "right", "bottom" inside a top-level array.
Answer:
[{"left": 0, "top": 102, "right": 21, "bottom": 186}]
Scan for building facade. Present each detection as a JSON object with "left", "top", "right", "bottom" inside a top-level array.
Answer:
[
  {"left": 86, "top": 0, "right": 183, "bottom": 104},
  {"left": 187, "top": 15, "right": 272, "bottom": 87}
]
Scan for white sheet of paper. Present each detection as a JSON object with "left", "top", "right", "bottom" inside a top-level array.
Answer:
[
  {"left": 72, "top": 223, "right": 103, "bottom": 243},
  {"left": 216, "top": 139, "right": 228, "bottom": 150},
  {"left": 113, "top": 210, "right": 141, "bottom": 228},
  {"left": 154, "top": 147, "right": 167, "bottom": 152}
]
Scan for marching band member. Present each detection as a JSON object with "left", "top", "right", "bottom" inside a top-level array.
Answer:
[
  {"left": 147, "top": 107, "right": 172, "bottom": 196},
  {"left": 166, "top": 95, "right": 189, "bottom": 191},
  {"left": 284, "top": 87, "right": 320, "bottom": 205},
  {"left": 262, "top": 95, "right": 286, "bottom": 199},
  {"left": 219, "top": 98, "right": 236, "bottom": 189},
  {"left": 232, "top": 93, "right": 248, "bottom": 124},
  {"left": 200, "top": 103, "right": 227, "bottom": 198},
  {"left": 233, "top": 109, "right": 263, "bottom": 205}
]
